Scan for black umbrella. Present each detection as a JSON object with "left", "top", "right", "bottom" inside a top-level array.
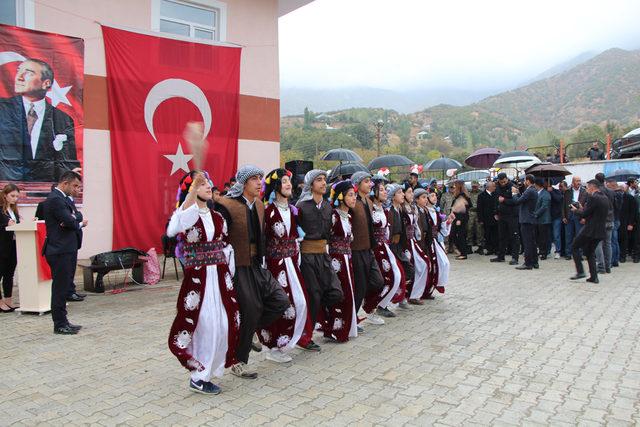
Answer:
[
  {"left": 424, "top": 156, "right": 462, "bottom": 171},
  {"left": 321, "top": 148, "right": 362, "bottom": 162},
  {"left": 368, "top": 154, "right": 414, "bottom": 170},
  {"left": 607, "top": 168, "right": 640, "bottom": 182},
  {"left": 526, "top": 162, "right": 571, "bottom": 178},
  {"left": 327, "top": 162, "right": 370, "bottom": 182}
]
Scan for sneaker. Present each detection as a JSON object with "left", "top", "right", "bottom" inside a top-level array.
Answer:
[
  {"left": 265, "top": 349, "right": 292, "bottom": 363},
  {"left": 231, "top": 362, "right": 258, "bottom": 379},
  {"left": 297, "top": 341, "right": 321, "bottom": 352},
  {"left": 398, "top": 300, "right": 411, "bottom": 310},
  {"left": 408, "top": 298, "right": 425, "bottom": 305},
  {"left": 251, "top": 334, "right": 262, "bottom": 352},
  {"left": 189, "top": 379, "right": 221, "bottom": 395},
  {"left": 357, "top": 325, "right": 365, "bottom": 334},
  {"left": 554, "top": 253, "right": 560, "bottom": 260},
  {"left": 366, "top": 313, "right": 385, "bottom": 325},
  {"left": 376, "top": 307, "right": 397, "bottom": 318}
]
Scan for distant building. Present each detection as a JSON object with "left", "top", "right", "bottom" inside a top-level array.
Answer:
[{"left": 417, "top": 131, "right": 430, "bottom": 140}]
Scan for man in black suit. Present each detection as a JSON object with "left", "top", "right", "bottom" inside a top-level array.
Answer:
[
  {"left": 43, "top": 171, "right": 86, "bottom": 334},
  {"left": 477, "top": 180, "right": 498, "bottom": 255},
  {"left": 0, "top": 58, "right": 79, "bottom": 182},
  {"left": 491, "top": 173, "right": 520, "bottom": 265},
  {"left": 570, "top": 179, "right": 609, "bottom": 284},
  {"left": 501, "top": 174, "right": 539, "bottom": 270}
]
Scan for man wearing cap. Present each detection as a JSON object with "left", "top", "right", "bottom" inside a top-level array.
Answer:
[
  {"left": 570, "top": 179, "right": 609, "bottom": 283},
  {"left": 295, "top": 170, "right": 344, "bottom": 351},
  {"left": 491, "top": 173, "right": 520, "bottom": 265},
  {"left": 350, "top": 171, "right": 385, "bottom": 325},
  {"left": 467, "top": 180, "right": 484, "bottom": 254},
  {"left": 215, "top": 165, "right": 290, "bottom": 379}
]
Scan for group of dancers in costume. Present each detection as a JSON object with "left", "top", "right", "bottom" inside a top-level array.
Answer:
[{"left": 166, "top": 165, "right": 454, "bottom": 395}]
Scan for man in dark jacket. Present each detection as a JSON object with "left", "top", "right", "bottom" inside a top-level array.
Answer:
[
  {"left": 594, "top": 173, "right": 615, "bottom": 273},
  {"left": 477, "top": 180, "right": 498, "bottom": 255},
  {"left": 585, "top": 142, "right": 605, "bottom": 161},
  {"left": 563, "top": 176, "right": 588, "bottom": 260},
  {"left": 533, "top": 178, "right": 552, "bottom": 259},
  {"left": 570, "top": 179, "right": 609, "bottom": 283},
  {"left": 607, "top": 178, "right": 624, "bottom": 266},
  {"left": 548, "top": 182, "right": 564, "bottom": 259},
  {"left": 501, "top": 174, "right": 538, "bottom": 270},
  {"left": 491, "top": 173, "right": 520, "bottom": 265},
  {"left": 619, "top": 183, "right": 638, "bottom": 263},
  {"left": 43, "top": 171, "right": 86, "bottom": 334}
]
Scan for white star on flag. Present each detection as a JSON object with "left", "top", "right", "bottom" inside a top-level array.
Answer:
[
  {"left": 164, "top": 142, "right": 193, "bottom": 175},
  {"left": 46, "top": 80, "right": 72, "bottom": 107}
]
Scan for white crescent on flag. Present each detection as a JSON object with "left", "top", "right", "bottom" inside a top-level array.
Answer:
[{"left": 143, "top": 78, "right": 212, "bottom": 143}]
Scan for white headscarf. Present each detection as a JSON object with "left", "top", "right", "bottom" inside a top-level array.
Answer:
[
  {"left": 226, "top": 165, "right": 264, "bottom": 198},
  {"left": 298, "top": 169, "right": 327, "bottom": 203}
]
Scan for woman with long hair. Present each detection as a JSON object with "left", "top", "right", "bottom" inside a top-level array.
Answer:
[
  {"left": 324, "top": 180, "right": 358, "bottom": 342},
  {"left": 451, "top": 180, "right": 472, "bottom": 260},
  {"left": 0, "top": 184, "right": 20, "bottom": 312}
]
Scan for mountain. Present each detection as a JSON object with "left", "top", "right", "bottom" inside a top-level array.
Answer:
[
  {"left": 519, "top": 50, "right": 599, "bottom": 86},
  {"left": 477, "top": 48, "right": 640, "bottom": 131},
  {"left": 280, "top": 86, "right": 498, "bottom": 116}
]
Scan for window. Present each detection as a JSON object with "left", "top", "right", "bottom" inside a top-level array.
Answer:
[
  {"left": 0, "top": 1, "right": 18, "bottom": 26},
  {"left": 159, "top": 0, "right": 221, "bottom": 41}
]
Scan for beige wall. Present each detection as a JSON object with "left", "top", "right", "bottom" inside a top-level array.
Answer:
[{"left": 27, "top": 0, "right": 280, "bottom": 257}]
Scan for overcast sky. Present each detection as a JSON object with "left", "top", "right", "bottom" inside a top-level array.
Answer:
[{"left": 279, "top": 0, "right": 640, "bottom": 90}]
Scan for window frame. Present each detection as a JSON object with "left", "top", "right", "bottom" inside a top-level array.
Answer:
[
  {"left": 1, "top": 0, "right": 35, "bottom": 28},
  {"left": 152, "top": 0, "right": 227, "bottom": 42}
]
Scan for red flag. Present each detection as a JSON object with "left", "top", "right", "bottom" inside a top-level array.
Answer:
[{"left": 102, "top": 26, "right": 240, "bottom": 251}]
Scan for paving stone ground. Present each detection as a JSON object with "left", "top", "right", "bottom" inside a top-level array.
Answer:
[{"left": 2, "top": 255, "right": 640, "bottom": 426}]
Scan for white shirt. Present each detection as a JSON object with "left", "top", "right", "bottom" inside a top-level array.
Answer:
[
  {"left": 8, "top": 209, "right": 17, "bottom": 222},
  {"left": 572, "top": 187, "right": 580, "bottom": 203},
  {"left": 242, "top": 196, "right": 255, "bottom": 210},
  {"left": 22, "top": 97, "right": 46, "bottom": 159}
]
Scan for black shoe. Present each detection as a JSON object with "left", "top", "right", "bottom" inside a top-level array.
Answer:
[
  {"left": 67, "top": 323, "right": 82, "bottom": 331},
  {"left": 515, "top": 264, "right": 532, "bottom": 270},
  {"left": 612, "top": 263, "right": 619, "bottom": 267},
  {"left": 66, "top": 293, "right": 85, "bottom": 302},
  {"left": 586, "top": 277, "right": 599, "bottom": 284},
  {"left": 251, "top": 340, "right": 262, "bottom": 353},
  {"left": 189, "top": 379, "right": 221, "bottom": 395},
  {"left": 540, "top": 255, "right": 547, "bottom": 260},
  {"left": 490, "top": 257, "right": 505, "bottom": 263},
  {"left": 570, "top": 273, "right": 586, "bottom": 280},
  {"left": 297, "top": 341, "right": 321, "bottom": 352},
  {"left": 75, "top": 292, "right": 87, "bottom": 298},
  {"left": 475, "top": 248, "right": 484, "bottom": 255},
  {"left": 633, "top": 259, "right": 640, "bottom": 263},
  {"left": 54, "top": 325, "right": 78, "bottom": 335},
  {"left": 376, "top": 307, "right": 397, "bottom": 318},
  {"left": 533, "top": 264, "right": 539, "bottom": 269},
  {"left": 619, "top": 258, "right": 626, "bottom": 263},
  {"left": 597, "top": 269, "right": 606, "bottom": 274},
  {"left": 485, "top": 251, "right": 495, "bottom": 256},
  {"left": 605, "top": 268, "right": 611, "bottom": 273},
  {"left": 565, "top": 256, "right": 572, "bottom": 261},
  {"left": 509, "top": 259, "right": 519, "bottom": 265}
]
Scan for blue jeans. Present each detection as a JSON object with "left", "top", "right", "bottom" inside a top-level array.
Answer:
[
  {"left": 565, "top": 213, "right": 583, "bottom": 256},
  {"left": 611, "top": 220, "right": 620, "bottom": 264},
  {"left": 552, "top": 218, "right": 562, "bottom": 254}
]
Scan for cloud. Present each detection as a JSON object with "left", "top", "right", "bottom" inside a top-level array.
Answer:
[{"left": 279, "top": 0, "right": 640, "bottom": 89}]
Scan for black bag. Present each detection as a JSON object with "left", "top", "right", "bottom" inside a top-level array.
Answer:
[{"left": 90, "top": 247, "right": 147, "bottom": 269}]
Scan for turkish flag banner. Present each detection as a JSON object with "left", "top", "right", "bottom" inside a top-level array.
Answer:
[{"left": 102, "top": 26, "right": 240, "bottom": 251}]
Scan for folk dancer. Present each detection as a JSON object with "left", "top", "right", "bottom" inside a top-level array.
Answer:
[
  {"left": 215, "top": 165, "right": 290, "bottom": 379},
  {"left": 362, "top": 177, "right": 403, "bottom": 320},
  {"left": 386, "top": 184, "right": 411, "bottom": 309},
  {"left": 167, "top": 171, "right": 240, "bottom": 395},
  {"left": 257, "top": 169, "right": 309, "bottom": 363},
  {"left": 324, "top": 180, "right": 358, "bottom": 342},
  {"left": 295, "top": 170, "right": 344, "bottom": 352},
  {"left": 349, "top": 171, "right": 385, "bottom": 327},
  {"left": 424, "top": 188, "right": 455, "bottom": 297}
]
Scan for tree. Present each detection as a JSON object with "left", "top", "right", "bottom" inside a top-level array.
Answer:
[
  {"left": 303, "top": 107, "right": 314, "bottom": 130},
  {"left": 342, "top": 123, "right": 374, "bottom": 149}
]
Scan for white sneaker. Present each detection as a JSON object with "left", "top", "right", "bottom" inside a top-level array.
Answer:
[
  {"left": 366, "top": 313, "right": 385, "bottom": 325},
  {"left": 554, "top": 253, "right": 561, "bottom": 260},
  {"left": 231, "top": 362, "right": 258, "bottom": 379},
  {"left": 265, "top": 349, "right": 292, "bottom": 363}
]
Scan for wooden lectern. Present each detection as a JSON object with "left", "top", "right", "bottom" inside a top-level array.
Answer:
[{"left": 7, "top": 219, "right": 51, "bottom": 314}]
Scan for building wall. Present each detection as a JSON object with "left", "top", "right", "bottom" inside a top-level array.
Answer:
[{"left": 22, "top": 0, "right": 281, "bottom": 257}]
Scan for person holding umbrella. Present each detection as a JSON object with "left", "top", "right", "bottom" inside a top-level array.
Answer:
[{"left": 500, "top": 174, "right": 538, "bottom": 270}]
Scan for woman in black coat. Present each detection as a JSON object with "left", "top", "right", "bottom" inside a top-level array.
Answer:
[
  {"left": 1, "top": 184, "right": 20, "bottom": 312},
  {"left": 451, "top": 180, "right": 472, "bottom": 260}
]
